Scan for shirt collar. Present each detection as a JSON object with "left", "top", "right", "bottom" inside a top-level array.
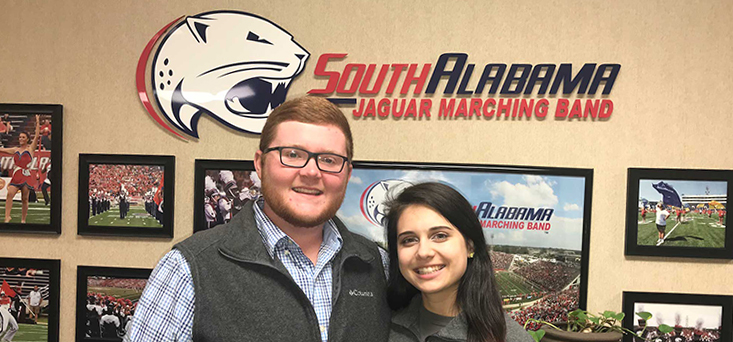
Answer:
[{"left": 252, "top": 199, "right": 343, "bottom": 259}]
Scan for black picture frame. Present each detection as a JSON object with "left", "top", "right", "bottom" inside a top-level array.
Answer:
[
  {"left": 193, "top": 159, "right": 593, "bottom": 327},
  {"left": 78, "top": 154, "right": 174, "bottom": 238},
  {"left": 0, "top": 257, "right": 60, "bottom": 342},
  {"left": 622, "top": 291, "right": 732, "bottom": 342},
  {"left": 625, "top": 168, "right": 732, "bottom": 259},
  {"left": 75, "top": 266, "right": 152, "bottom": 342},
  {"left": 0, "top": 104, "right": 62, "bottom": 234},
  {"left": 193, "top": 159, "right": 256, "bottom": 233}
]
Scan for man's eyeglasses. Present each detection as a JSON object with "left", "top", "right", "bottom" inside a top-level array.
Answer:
[{"left": 264, "top": 146, "right": 349, "bottom": 173}]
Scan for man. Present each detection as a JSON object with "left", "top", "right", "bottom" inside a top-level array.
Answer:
[
  {"left": 127, "top": 97, "right": 389, "bottom": 342},
  {"left": 100, "top": 308, "right": 121, "bottom": 339},
  {"left": 655, "top": 203, "right": 670, "bottom": 246},
  {"left": 27, "top": 285, "right": 42, "bottom": 324}
]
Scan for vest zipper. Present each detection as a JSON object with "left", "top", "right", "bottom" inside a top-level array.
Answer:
[
  {"left": 219, "top": 249, "right": 323, "bottom": 342},
  {"left": 326, "top": 254, "right": 361, "bottom": 341}
]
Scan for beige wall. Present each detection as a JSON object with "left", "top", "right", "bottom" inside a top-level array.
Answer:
[{"left": 1, "top": 0, "right": 732, "bottom": 340}]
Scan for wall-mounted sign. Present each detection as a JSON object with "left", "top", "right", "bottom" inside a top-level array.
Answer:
[
  {"left": 308, "top": 53, "right": 620, "bottom": 121},
  {"left": 137, "top": 11, "right": 309, "bottom": 139}
]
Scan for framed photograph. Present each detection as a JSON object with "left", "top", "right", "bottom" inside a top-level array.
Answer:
[
  {"left": 193, "top": 159, "right": 258, "bottom": 233},
  {"left": 344, "top": 161, "right": 592, "bottom": 329},
  {"left": 0, "top": 257, "right": 60, "bottom": 342},
  {"left": 78, "top": 154, "right": 174, "bottom": 237},
  {"left": 622, "top": 291, "right": 732, "bottom": 342},
  {"left": 193, "top": 160, "right": 593, "bottom": 327},
  {"left": 0, "top": 104, "right": 62, "bottom": 234},
  {"left": 76, "top": 266, "right": 151, "bottom": 342},
  {"left": 625, "top": 168, "right": 732, "bottom": 259}
]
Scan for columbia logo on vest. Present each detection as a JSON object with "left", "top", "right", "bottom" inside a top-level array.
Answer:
[{"left": 348, "top": 289, "right": 374, "bottom": 297}]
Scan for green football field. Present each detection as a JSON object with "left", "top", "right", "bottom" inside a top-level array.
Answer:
[
  {"left": 89, "top": 204, "right": 162, "bottom": 228},
  {"left": 495, "top": 271, "right": 542, "bottom": 299},
  {"left": 6, "top": 323, "right": 47, "bottom": 342},
  {"left": 0, "top": 201, "right": 50, "bottom": 224},
  {"left": 637, "top": 212, "right": 726, "bottom": 247},
  {"left": 89, "top": 286, "right": 143, "bottom": 301}
]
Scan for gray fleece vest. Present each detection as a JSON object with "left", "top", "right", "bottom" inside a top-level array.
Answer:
[{"left": 175, "top": 202, "right": 390, "bottom": 342}]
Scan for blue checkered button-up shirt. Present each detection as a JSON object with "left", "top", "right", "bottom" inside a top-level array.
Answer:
[{"left": 126, "top": 202, "right": 388, "bottom": 342}]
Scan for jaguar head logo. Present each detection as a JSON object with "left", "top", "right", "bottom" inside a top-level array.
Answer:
[
  {"left": 360, "top": 179, "right": 413, "bottom": 227},
  {"left": 137, "top": 11, "right": 309, "bottom": 138}
]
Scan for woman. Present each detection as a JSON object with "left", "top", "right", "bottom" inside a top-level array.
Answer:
[
  {"left": 0, "top": 115, "right": 40, "bottom": 223},
  {"left": 386, "top": 182, "right": 533, "bottom": 342}
]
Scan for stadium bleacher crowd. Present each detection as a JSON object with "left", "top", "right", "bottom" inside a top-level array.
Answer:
[
  {"left": 510, "top": 287, "right": 580, "bottom": 330},
  {"left": 89, "top": 164, "right": 163, "bottom": 197},
  {"left": 489, "top": 251, "right": 514, "bottom": 271},
  {"left": 514, "top": 260, "right": 580, "bottom": 292},
  {"left": 87, "top": 278, "right": 146, "bottom": 291}
]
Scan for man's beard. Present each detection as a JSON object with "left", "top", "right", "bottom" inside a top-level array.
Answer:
[{"left": 259, "top": 163, "right": 347, "bottom": 228}]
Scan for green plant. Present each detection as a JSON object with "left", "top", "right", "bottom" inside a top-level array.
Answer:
[{"left": 523, "top": 309, "right": 674, "bottom": 342}]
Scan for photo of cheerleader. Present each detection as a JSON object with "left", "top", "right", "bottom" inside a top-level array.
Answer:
[{"left": 0, "top": 115, "right": 40, "bottom": 224}]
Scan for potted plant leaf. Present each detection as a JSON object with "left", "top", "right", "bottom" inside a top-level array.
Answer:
[{"left": 523, "top": 309, "right": 674, "bottom": 342}]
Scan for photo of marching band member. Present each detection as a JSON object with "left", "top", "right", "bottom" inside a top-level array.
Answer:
[
  {"left": 626, "top": 168, "right": 732, "bottom": 259},
  {"left": 78, "top": 154, "right": 174, "bottom": 238},
  {"left": 0, "top": 258, "right": 60, "bottom": 342},
  {"left": 76, "top": 267, "right": 151, "bottom": 342},
  {"left": 199, "top": 169, "right": 260, "bottom": 232},
  {"left": 635, "top": 179, "right": 727, "bottom": 248},
  {"left": 0, "top": 114, "right": 53, "bottom": 225},
  {"left": 194, "top": 160, "right": 261, "bottom": 233},
  {"left": 86, "top": 164, "right": 164, "bottom": 228}
]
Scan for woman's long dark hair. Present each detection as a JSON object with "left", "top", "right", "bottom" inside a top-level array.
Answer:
[{"left": 385, "top": 182, "right": 506, "bottom": 342}]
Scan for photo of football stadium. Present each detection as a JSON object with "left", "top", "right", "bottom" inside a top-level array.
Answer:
[
  {"left": 78, "top": 154, "right": 174, "bottom": 237},
  {"left": 338, "top": 162, "right": 591, "bottom": 329},
  {"left": 86, "top": 164, "right": 165, "bottom": 228},
  {"left": 635, "top": 179, "right": 727, "bottom": 248}
]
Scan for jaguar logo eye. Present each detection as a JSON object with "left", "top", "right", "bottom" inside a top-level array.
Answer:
[{"left": 247, "top": 31, "right": 272, "bottom": 45}]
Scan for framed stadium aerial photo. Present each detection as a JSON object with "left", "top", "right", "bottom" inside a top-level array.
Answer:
[
  {"left": 193, "top": 159, "right": 259, "bottom": 233},
  {"left": 0, "top": 104, "right": 62, "bottom": 234},
  {"left": 77, "top": 154, "right": 174, "bottom": 238},
  {"left": 344, "top": 161, "right": 593, "bottom": 330},
  {"left": 0, "top": 257, "right": 60, "bottom": 342},
  {"left": 622, "top": 292, "right": 733, "bottom": 342},
  {"left": 625, "top": 168, "right": 732, "bottom": 259},
  {"left": 76, "top": 266, "right": 151, "bottom": 342},
  {"left": 192, "top": 159, "right": 593, "bottom": 328}
]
